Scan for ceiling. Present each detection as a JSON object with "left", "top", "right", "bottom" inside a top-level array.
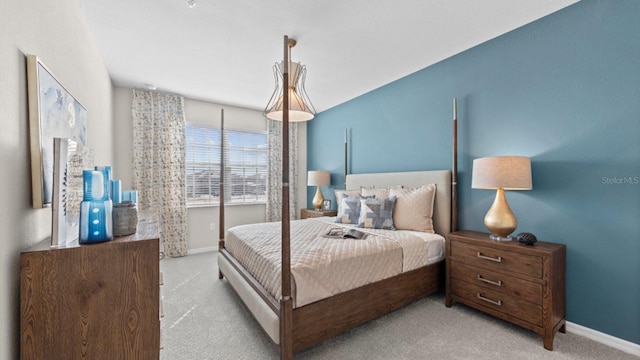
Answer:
[{"left": 80, "top": 0, "right": 579, "bottom": 113}]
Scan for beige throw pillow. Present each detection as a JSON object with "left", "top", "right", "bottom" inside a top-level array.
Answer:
[
  {"left": 389, "top": 184, "right": 436, "bottom": 233},
  {"left": 360, "top": 187, "right": 389, "bottom": 199},
  {"left": 361, "top": 185, "right": 402, "bottom": 200}
]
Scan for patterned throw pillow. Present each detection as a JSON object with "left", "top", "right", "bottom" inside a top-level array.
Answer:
[
  {"left": 335, "top": 195, "right": 363, "bottom": 224},
  {"left": 357, "top": 196, "right": 396, "bottom": 230},
  {"left": 334, "top": 189, "right": 361, "bottom": 215}
]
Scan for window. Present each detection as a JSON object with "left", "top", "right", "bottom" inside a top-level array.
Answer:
[{"left": 185, "top": 123, "right": 267, "bottom": 206}]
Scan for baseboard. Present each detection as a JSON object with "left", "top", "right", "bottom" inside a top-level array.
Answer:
[
  {"left": 187, "top": 247, "right": 217, "bottom": 255},
  {"left": 566, "top": 321, "right": 640, "bottom": 356}
]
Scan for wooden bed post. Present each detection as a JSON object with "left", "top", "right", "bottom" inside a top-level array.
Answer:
[
  {"left": 280, "top": 35, "right": 294, "bottom": 360},
  {"left": 218, "top": 108, "right": 226, "bottom": 279},
  {"left": 344, "top": 128, "right": 348, "bottom": 188},
  {"left": 452, "top": 98, "right": 458, "bottom": 233}
]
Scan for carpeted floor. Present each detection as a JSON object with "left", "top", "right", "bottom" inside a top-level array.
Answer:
[{"left": 159, "top": 251, "right": 637, "bottom": 360}]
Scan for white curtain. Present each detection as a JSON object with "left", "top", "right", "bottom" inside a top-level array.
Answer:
[
  {"left": 131, "top": 89, "right": 188, "bottom": 257},
  {"left": 266, "top": 119, "right": 298, "bottom": 222}
]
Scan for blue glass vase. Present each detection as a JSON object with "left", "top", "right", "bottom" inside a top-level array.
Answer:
[
  {"left": 79, "top": 169, "right": 113, "bottom": 244},
  {"left": 95, "top": 165, "right": 112, "bottom": 199}
]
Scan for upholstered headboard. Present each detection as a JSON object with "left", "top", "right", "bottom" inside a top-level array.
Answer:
[{"left": 346, "top": 170, "right": 452, "bottom": 236}]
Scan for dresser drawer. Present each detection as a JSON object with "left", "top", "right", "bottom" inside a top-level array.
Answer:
[
  {"left": 450, "top": 240, "right": 543, "bottom": 278},
  {"left": 451, "top": 280, "right": 542, "bottom": 327},
  {"left": 450, "top": 262, "right": 542, "bottom": 305}
]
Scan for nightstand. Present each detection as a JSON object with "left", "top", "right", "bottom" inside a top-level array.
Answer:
[
  {"left": 301, "top": 208, "right": 337, "bottom": 219},
  {"left": 445, "top": 230, "right": 566, "bottom": 351}
]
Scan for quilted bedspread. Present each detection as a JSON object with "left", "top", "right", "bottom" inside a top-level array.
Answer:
[{"left": 224, "top": 217, "right": 444, "bottom": 308}]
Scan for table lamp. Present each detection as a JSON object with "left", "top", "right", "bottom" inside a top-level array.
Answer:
[
  {"left": 472, "top": 156, "right": 532, "bottom": 241},
  {"left": 308, "top": 171, "right": 330, "bottom": 210}
]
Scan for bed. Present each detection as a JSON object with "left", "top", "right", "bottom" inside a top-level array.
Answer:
[
  {"left": 218, "top": 170, "right": 453, "bottom": 355},
  {"left": 217, "top": 39, "right": 459, "bottom": 358}
]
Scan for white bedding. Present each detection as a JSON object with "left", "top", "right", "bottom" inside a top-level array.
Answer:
[{"left": 225, "top": 217, "right": 444, "bottom": 308}]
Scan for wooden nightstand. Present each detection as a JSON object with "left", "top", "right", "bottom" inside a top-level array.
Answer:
[
  {"left": 301, "top": 208, "right": 337, "bottom": 219},
  {"left": 445, "top": 230, "right": 566, "bottom": 351}
]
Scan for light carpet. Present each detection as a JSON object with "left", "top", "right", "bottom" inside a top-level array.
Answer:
[{"left": 159, "top": 251, "right": 637, "bottom": 360}]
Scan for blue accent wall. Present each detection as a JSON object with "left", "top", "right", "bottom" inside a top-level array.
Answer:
[{"left": 307, "top": 0, "right": 639, "bottom": 344}]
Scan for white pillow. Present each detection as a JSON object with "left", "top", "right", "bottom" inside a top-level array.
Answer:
[
  {"left": 360, "top": 187, "right": 389, "bottom": 199},
  {"left": 389, "top": 184, "right": 436, "bottom": 233},
  {"left": 361, "top": 185, "right": 402, "bottom": 200}
]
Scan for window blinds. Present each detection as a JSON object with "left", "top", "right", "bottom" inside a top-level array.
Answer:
[{"left": 185, "top": 124, "right": 267, "bottom": 206}]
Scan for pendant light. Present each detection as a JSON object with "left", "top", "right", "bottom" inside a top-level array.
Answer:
[{"left": 264, "top": 38, "right": 315, "bottom": 121}]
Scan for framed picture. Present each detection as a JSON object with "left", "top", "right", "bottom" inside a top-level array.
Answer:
[
  {"left": 52, "top": 138, "right": 93, "bottom": 247},
  {"left": 322, "top": 199, "right": 331, "bottom": 211},
  {"left": 27, "top": 54, "right": 87, "bottom": 208}
]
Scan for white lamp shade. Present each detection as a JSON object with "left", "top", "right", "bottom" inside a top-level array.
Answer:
[
  {"left": 472, "top": 156, "right": 532, "bottom": 190},
  {"left": 265, "top": 62, "right": 315, "bottom": 122},
  {"left": 307, "top": 171, "right": 330, "bottom": 187},
  {"left": 265, "top": 87, "right": 315, "bottom": 121}
]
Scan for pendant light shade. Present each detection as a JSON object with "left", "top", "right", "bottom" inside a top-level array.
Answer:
[{"left": 264, "top": 44, "right": 315, "bottom": 121}]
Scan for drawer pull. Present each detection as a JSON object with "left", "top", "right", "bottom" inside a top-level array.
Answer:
[
  {"left": 477, "top": 274, "right": 502, "bottom": 287},
  {"left": 477, "top": 293, "right": 502, "bottom": 306},
  {"left": 477, "top": 252, "right": 502, "bottom": 263}
]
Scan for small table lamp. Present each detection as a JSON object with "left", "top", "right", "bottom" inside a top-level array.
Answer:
[
  {"left": 308, "top": 171, "right": 330, "bottom": 210},
  {"left": 472, "top": 156, "right": 532, "bottom": 241}
]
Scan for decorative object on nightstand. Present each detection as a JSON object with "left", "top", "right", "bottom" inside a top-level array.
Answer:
[
  {"left": 445, "top": 230, "right": 566, "bottom": 350},
  {"left": 517, "top": 232, "right": 538, "bottom": 245},
  {"left": 472, "top": 156, "right": 532, "bottom": 241},
  {"left": 308, "top": 170, "right": 330, "bottom": 210}
]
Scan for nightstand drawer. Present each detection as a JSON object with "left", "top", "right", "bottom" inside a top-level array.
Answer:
[
  {"left": 450, "top": 240, "right": 543, "bottom": 278},
  {"left": 450, "top": 262, "right": 542, "bottom": 305},
  {"left": 451, "top": 281, "right": 542, "bottom": 327}
]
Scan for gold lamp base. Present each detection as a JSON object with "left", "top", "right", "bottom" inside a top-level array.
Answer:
[
  {"left": 312, "top": 186, "right": 324, "bottom": 210},
  {"left": 484, "top": 188, "right": 517, "bottom": 241}
]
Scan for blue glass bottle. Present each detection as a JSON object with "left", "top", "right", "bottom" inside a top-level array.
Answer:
[{"left": 79, "top": 169, "right": 113, "bottom": 243}]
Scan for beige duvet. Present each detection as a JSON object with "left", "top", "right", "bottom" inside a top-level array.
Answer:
[{"left": 225, "top": 217, "right": 445, "bottom": 308}]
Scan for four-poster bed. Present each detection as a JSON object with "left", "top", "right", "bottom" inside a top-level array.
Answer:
[
  {"left": 217, "top": 36, "right": 459, "bottom": 359},
  {"left": 218, "top": 171, "right": 453, "bottom": 356}
]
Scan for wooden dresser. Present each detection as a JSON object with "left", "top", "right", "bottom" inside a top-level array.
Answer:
[
  {"left": 445, "top": 230, "right": 566, "bottom": 350},
  {"left": 20, "top": 218, "right": 160, "bottom": 359}
]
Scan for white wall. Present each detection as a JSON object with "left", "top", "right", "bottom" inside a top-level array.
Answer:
[
  {"left": 0, "top": 0, "right": 113, "bottom": 358},
  {"left": 113, "top": 87, "right": 308, "bottom": 253}
]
